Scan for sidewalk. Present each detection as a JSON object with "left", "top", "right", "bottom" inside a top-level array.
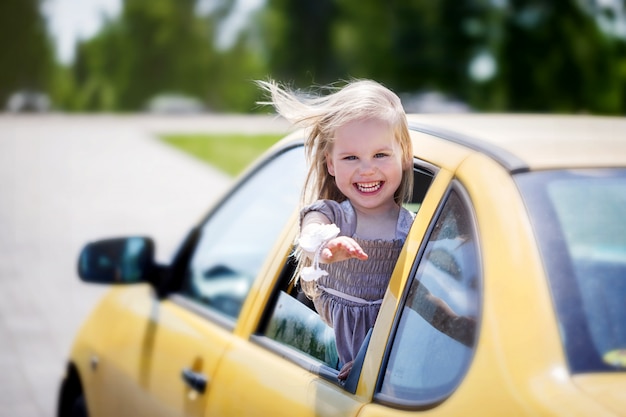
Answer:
[{"left": 0, "top": 114, "right": 290, "bottom": 417}]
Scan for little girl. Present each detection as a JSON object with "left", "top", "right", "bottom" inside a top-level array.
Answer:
[{"left": 259, "top": 79, "right": 414, "bottom": 380}]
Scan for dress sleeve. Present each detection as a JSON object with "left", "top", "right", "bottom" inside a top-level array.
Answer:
[
  {"left": 300, "top": 199, "right": 354, "bottom": 236},
  {"left": 396, "top": 206, "right": 416, "bottom": 241}
]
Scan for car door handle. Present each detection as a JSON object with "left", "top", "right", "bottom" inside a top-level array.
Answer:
[{"left": 181, "top": 368, "right": 208, "bottom": 394}]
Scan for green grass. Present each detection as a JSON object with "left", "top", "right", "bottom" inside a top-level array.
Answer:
[{"left": 160, "top": 133, "right": 284, "bottom": 176}]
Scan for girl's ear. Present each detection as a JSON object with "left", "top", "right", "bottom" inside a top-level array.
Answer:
[{"left": 326, "top": 153, "right": 335, "bottom": 176}]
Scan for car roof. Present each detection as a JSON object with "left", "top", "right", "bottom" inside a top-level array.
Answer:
[{"left": 406, "top": 114, "right": 626, "bottom": 173}]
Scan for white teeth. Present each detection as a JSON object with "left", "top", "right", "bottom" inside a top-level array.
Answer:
[{"left": 357, "top": 182, "right": 381, "bottom": 193}]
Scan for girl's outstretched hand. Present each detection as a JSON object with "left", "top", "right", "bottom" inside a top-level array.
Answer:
[{"left": 321, "top": 236, "right": 368, "bottom": 263}]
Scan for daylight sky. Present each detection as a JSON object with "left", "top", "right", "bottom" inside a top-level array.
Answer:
[{"left": 43, "top": 0, "right": 122, "bottom": 64}]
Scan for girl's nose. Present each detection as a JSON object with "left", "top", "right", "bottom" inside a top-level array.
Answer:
[{"left": 358, "top": 159, "right": 376, "bottom": 175}]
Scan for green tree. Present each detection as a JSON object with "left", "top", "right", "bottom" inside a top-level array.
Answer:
[
  {"left": 261, "top": 0, "right": 339, "bottom": 86},
  {"left": 331, "top": 1, "right": 394, "bottom": 83},
  {"left": 209, "top": 37, "right": 269, "bottom": 112},
  {"left": 201, "top": 0, "right": 271, "bottom": 112},
  {"left": 0, "top": 0, "right": 54, "bottom": 107},
  {"left": 256, "top": 0, "right": 624, "bottom": 114},
  {"left": 69, "top": 18, "right": 126, "bottom": 111},
  {"left": 120, "top": 0, "right": 215, "bottom": 110},
  {"left": 59, "top": 0, "right": 626, "bottom": 114},
  {"left": 492, "top": 0, "right": 623, "bottom": 113},
  {"left": 260, "top": 1, "right": 487, "bottom": 98},
  {"left": 72, "top": 0, "right": 217, "bottom": 111}
]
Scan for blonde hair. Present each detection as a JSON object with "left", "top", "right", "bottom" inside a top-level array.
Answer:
[{"left": 258, "top": 79, "right": 413, "bottom": 207}]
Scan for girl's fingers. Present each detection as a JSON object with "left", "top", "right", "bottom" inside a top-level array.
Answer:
[
  {"left": 321, "top": 247, "right": 334, "bottom": 260},
  {"left": 323, "top": 238, "right": 368, "bottom": 262}
]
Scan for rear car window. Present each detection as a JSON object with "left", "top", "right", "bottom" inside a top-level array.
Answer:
[{"left": 516, "top": 168, "right": 626, "bottom": 373}]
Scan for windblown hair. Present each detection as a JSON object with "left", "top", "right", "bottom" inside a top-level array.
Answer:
[{"left": 257, "top": 79, "right": 413, "bottom": 207}]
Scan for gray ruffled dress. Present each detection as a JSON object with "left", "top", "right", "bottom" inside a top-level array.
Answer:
[{"left": 300, "top": 199, "right": 415, "bottom": 366}]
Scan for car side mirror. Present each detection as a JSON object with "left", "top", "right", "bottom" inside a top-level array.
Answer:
[{"left": 77, "top": 237, "right": 155, "bottom": 284}]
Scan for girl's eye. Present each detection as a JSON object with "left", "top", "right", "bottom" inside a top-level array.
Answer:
[
  {"left": 343, "top": 155, "right": 357, "bottom": 161},
  {"left": 375, "top": 153, "right": 389, "bottom": 158}
]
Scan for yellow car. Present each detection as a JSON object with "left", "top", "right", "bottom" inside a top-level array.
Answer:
[{"left": 58, "top": 114, "right": 626, "bottom": 417}]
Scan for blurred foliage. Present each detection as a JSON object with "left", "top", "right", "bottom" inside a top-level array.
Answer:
[
  {"left": 160, "top": 133, "right": 283, "bottom": 176},
  {"left": 489, "top": 1, "right": 624, "bottom": 113},
  {"left": 68, "top": 0, "right": 217, "bottom": 111},
  {"left": 261, "top": 0, "right": 338, "bottom": 86},
  {"left": 3, "top": 0, "right": 626, "bottom": 114},
  {"left": 0, "top": 0, "right": 54, "bottom": 107}
]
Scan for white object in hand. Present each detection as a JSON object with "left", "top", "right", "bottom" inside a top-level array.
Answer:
[{"left": 299, "top": 223, "right": 340, "bottom": 282}]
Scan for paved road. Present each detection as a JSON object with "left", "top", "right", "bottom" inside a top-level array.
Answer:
[{"left": 0, "top": 114, "right": 291, "bottom": 417}]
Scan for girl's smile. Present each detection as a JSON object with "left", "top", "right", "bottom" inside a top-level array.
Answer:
[{"left": 355, "top": 181, "right": 383, "bottom": 193}]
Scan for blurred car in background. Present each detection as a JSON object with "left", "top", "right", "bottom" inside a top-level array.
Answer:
[
  {"left": 400, "top": 91, "right": 471, "bottom": 113},
  {"left": 58, "top": 114, "right": 626, "bottom": 417},
  {"left": 5, "top": 89, "right": 51, "bottom": 112},
  {"left": 145, "top": 93, "right": 206, "bottom": 114}
]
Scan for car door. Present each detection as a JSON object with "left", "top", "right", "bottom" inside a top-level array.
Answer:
[
  {"left": 202, "top": 248, "right": 368, "bottom": 417},
  {"left": 143, "top": 142, "right": 309, "bottom": 417},
  {"left": 199, "top": 162, "right": 438, "bottom": 416}
]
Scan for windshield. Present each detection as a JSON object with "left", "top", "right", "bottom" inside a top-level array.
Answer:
[{"left": 516, "top": 169, "right": 626, "bottom": 374}]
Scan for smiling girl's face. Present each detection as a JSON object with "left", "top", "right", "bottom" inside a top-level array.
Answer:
[{"left": 326, "top": 118, "right": 404, "bottom": 216}]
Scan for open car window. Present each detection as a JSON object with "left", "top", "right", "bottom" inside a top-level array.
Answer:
[
  {"left": 266, "top": 290, "right": 340, "bottom": 368},
  {"left": 257, "top": 162, "right": 435, "bottom": 381}
]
